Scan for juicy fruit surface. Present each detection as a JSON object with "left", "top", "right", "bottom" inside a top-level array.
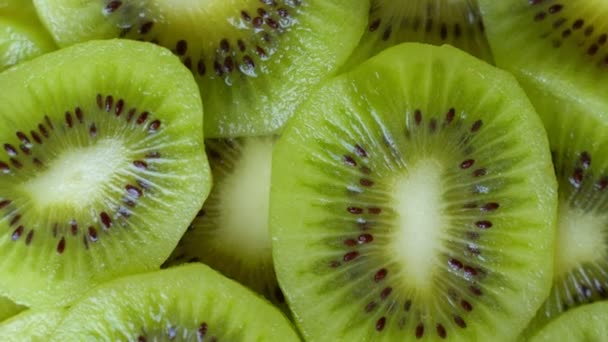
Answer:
[
  {"left": 271, "top": 43, "right": 557, "bottom": 341},
  {"left": 479, "top": 0, "right": 608, "bottom": 100},
  {"left": 0, "top": 0, "right": 55, "bottom": 71},
  {"left": 50, "top": 263, "right": 300, "bottom": 341},
  {"left": 343, "top": 0, "right": 493, "bottom": 70},
  {"left": 515, "top": 76, "right": 608, "bottom": 337},
  {"left": 479, "top": 0, "right": 608, "bottom": 334},
  {"left": 529, "top": 301, "right": 608, "bottom": 342},
  {"left": 33, "top": 0, "right": 368, "bottom": 137},
  {"left": 0, "top": 308, "right": 66, "bottom": 342},
  {"left": 167, "top": 136, "right": 285, "bottom": 307},
  {"left": 0, "top": 39, "right": 210, "bottom": 308}
]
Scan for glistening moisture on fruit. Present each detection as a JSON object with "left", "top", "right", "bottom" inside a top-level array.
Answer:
[
  {"left": 271, "top": 43, "right": 557, "bottom": 341},
  {"left": 0, "top": 39, "right": 210, "bottom": 308},
  {"left": 33, "top": 0, "right": 369, "bottom": 136}
]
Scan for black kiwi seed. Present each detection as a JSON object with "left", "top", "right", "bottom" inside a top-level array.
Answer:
[
  {"left": 0, "top": 93, "right": 164, "bottom": 254},
  {"left": 101, "top": 0, "right": 302, "bottom": 83}
]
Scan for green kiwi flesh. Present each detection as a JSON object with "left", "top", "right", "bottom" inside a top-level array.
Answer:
[
  {"left": 0, "top": 296, "right": 25, "bottom": 322},
  {"left": 341, "top": 0, "right": 493, "bottom": 71},
  {"left": 0, "top": 39, "right": 211, "bottom": 308},
  {"left": 0, "top": 0, "right": 56, "bottom": 71},
  {"left": 166, "top": 136, "right": 286, "bottom": 307},
  {"left": 0, "top": 308, "right": 66, "bottom": 342},
  {"left": 49, "top": 263, "right": 300, "bottom": 341},
  {"left": 478, "top": 0, "right": 608, "bottom": 101},
  {"left": 512, "top": 74, "right": 608, "bottom": 339},
  {"left": 478, "top": 0, "right": 608, "bottom": 337},
  {"left": 529, "top": 301, "right": 608, "bottom": 342},
  {"left": 33, "top": 0, "right": 368, "bottom": 137},
  {"left": 270, "top": 42, "right": 557, "bottom": 341}
]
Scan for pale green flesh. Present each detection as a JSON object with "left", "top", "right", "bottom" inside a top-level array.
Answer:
[
  {"left": 0, "top": 0, "right": 56, "bottom": 71},
  {"left": 479, "top": 0, "right": 608, "bottom": 107},
  {"left": 33, "top": 0, "right": 368, "bottom": 137},
  {"left": 271, "top": 43, "right": 557, "bottom": 341},
  {"left": 49, "top": 264, "right": 300, "bottom": 341},
  {"left": 168, "top": 137, "right": 284, "bottom": 306},
  {"left": 342, "top": 0, "right": 493, "bottom": 71},
  {"left": 517, "top": 79, "right": 608, "bottom": 338},
  {"left": 0, "top": 39, "right": 210, "bottom": 308},
  {"left": 554, "top": 203, "right": 607, "bottom": 277},
  {"left": 530, "top": 301, "right": 608, "bottom": 342},
  {"left": 0, "top": 308, "right": 66, "bottom": 342},
  {"left": 217, "top": 138, "right": 273, "bottom": 253}
]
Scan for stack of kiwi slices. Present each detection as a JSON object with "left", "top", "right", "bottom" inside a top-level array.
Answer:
[{"left": 1, "top": 0, "right": 608, "bottom": 340}]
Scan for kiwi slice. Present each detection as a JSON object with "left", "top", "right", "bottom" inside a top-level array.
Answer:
[
  {"left": 33, "top": 0, "right": 368, "bottom": 137},
  {"left": 341, "top": 0, "right": 493, "bottom": 71},
  {"left": 529, "top": 302, "right": 608, "bottom": 342},
  {"left": 0, "top": 296, "right": 25, "bottom": 322},
  {"left": 0, "top": 0, "right": 56, "bottom": 71},
  {"left": 478, "top": 1, "right": 608, "bottom": 336},
  {"left": 0, "top": 39, "right": 211, "bottom": 308},
  {"left": 0, "top": 308, "right": 66, "bottom": 342},
  {"left": 50, "top": 263, "right": 299, "bottom": 341},
  {"left": 478, "top": 0, "right": 608, "bottom": 99},
  {"left": 270, "top": 42, "right": 557, "bottom": 340},
  {"left": 166, "top": 136, "right": 285, "bottom": 307},
  {"left": 512, "top": 77, "right": 608, "bottom": 339}
]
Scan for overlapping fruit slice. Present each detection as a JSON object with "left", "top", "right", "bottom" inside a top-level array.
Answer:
[
  {"left": 33, "top": 0, "right": 368, "bottom": 137},
  {"left": 0, "top": 39, "right": 211, "bottom": 308},
  {"left": 271, "top": 43, "right": 557, "bottom": 341},
  {"left": 49, "top": 264, "right": 299, "bottom": 341}
]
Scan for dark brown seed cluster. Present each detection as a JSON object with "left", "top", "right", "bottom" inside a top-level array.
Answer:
[
  {"left": 529, "top": 1, "right": 608, "bottom": 66},
  {"left": 136, "top": 322, "right": 217, "bottom": 342},
  {"left": 367, "top": 2, "right": 485, "bottom": 42},
  {"left": 104, "top": 0, "right": 301, "bottom": 81},
  {"left": 0, "top": 94, "right": 163, "bottom": 254},
  {"left": 555, "top": 150, "right": 608, "bottom": 212},
  {"left": 324, "top": 108, "right": 498, "bottom": 339}
]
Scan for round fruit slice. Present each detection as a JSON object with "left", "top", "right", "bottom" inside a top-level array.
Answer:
[
  {"left": 342, "top": 0, "right": 493, "bottom": 71},
  {"left": 529, "top": 301, "right": 608, "bottom": 342},
  {"left": 0, "top": 308, "right": 66, "bottom": 342},
  {"left": 50, "top": 263, "right": 300, "bottom": 341},
  {"left": 166, "top": 136, "right": 285, "bottom": 308},
  {"left": 33, "top": 0, "right": 368, "bottom": 137},
  {"left": 0, "top": 39, "right": 211, "bottom": 308},
  {"left": 270, "top": 43, "right": 557, "bottom": 341}
]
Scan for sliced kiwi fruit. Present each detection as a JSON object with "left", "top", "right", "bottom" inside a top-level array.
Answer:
[
  {"left": 270, "top": 42, "right": 557, "bottom": 341},
  {"left": 0, "top": 296, "right": 25, "bottom": 322},
  {"left": 0, "top": 0, "right": 56, "bottom": 71},
  {"left": 513, "top": 73, "right": 608, "bottom": 339},
  {"left": 0, "top": 308, "right": 66, "bottom": 342},
  {"left": 50, "top": 263, "right": 299, "bottom": 341},
  {"left": 341, "top": 0, "right": 493, "bottom": 71},
  {"left": 478, "top": 0, "right": 608, "bottom": 101},
  {"left": 166, "top": 136, "right": 285, "bottom": 308},
  {"left": 478, "top": 1, "right": 608, "bottom": 337},
  {"left": 32, "top": 0, "right": 368, "bottom": 137},
  {"left": 0, "top": 39, "right": 211, "bottom": 308},
  {"left": 529, "top": 301, "right": 608, "bottom": 342}
]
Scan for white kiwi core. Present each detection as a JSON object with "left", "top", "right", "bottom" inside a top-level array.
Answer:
[
  {"left": 22, "top": 139, "right": 128, "bottom": 210},
  {"left": 392, "top": 158, "right": 447, "bottom": 290}
]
